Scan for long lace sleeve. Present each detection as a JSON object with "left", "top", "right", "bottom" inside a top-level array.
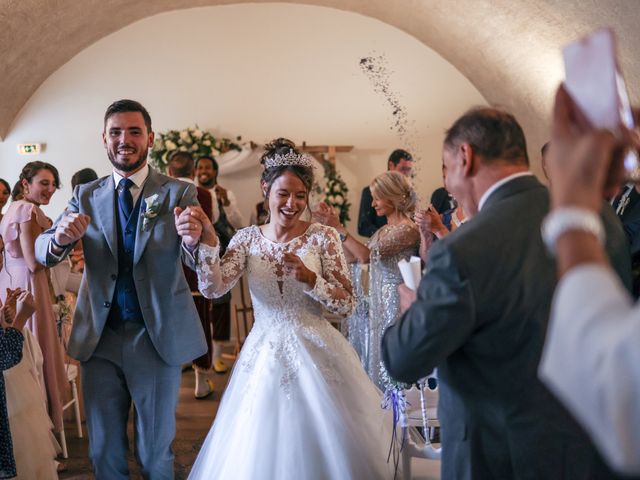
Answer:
[
  {"left": 369, "top": 223, "right": 420, "bottom": 257},
  {"left": 197, "top": 228, "right": 250, "bottom": 299},
  {"left": 304, "top": 227, "right": 355, "bottom": 316}
]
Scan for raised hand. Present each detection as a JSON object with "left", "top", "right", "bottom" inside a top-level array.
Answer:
[
  {"left": 174, "top": 206, "right": 204, "bottom": 249},
  {"left": 414, "top": 205, "right": 448, "bottom": 239},
  {"left": 14, "top": 290, "right": 35, "bottom": 330},
  {"left": 283, "top": 252, "right": 316, "bottom": 288},
  {"left": 0, "top": 288, "right": 20, "bottom": 328},
  {"left": 312, "top": 202, "right": 341, "bottom": 229},
  {"left": 214, "top": 185, "right": 230, "bottom": 206},
  {"left": 54, "top": 212, "right": 91, "bottom": 247}
]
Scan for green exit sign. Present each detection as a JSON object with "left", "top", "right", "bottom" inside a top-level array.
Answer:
[{"left": 17, "top": 143, "right": 42, "bottom": 155}]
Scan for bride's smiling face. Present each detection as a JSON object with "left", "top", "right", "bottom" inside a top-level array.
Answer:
[{"left": 265, "top": 171, "right": 308, "bottom": 227}]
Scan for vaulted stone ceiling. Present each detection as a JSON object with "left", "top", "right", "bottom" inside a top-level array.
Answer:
[{"left": 1, "top": 0, "right": 638, "bottom": 157}]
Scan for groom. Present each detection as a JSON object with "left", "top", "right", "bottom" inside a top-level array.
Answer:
[{"left": 36, "top": 100, "right": 207, "bottom": 479}]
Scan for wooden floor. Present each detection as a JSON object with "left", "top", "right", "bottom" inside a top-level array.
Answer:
[
  {"left": 58, "top": 362, "right": 440, "bottom": 479},
  {"left": 59, "top": 366, "right": 232, "bottom": 480}
]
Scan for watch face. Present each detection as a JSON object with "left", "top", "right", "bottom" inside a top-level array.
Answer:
[{"left": 339, "top": 232, "right": 347, "bottom": 242}]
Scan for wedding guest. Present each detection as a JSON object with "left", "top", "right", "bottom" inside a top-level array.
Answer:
[
  {"left": 3, "top": 288, "right": 59, "bottom": 480},
  {"left": 35, "top": 99, "right": 207, "bottom": 479},
  {"left": 539, "top": 85, "right": 640, "bottom": 475},
  {"left": 0, "top": 161, "right": 68, "bottom": 434},
  {"left": 10, "top": 181, "right": 22, "bottom": 202},
  {"left": 0, "top": 179, "right": 10, "bottom": 222},
  {"left": 196, "top": 155, "right": 245, "bottom": 229},
  {"left": 316, "top": 171, "right": 420, "bottom": 390},
  {"left": 187, "top": 138, "right": 397, "bottom": 480},
  {"left": 71, "top": 168, "right": 98, "bottom": 189},
  {"left": 357, "top": 149, "right": 414, "bottom": 237},
  {"left": 0, "top": 290, "right": 25, "bottom": 480},
  {"left": 167, "top": 151, "right": 217, "bottom": 398},
  {"left": 195, "top": 155, "right": 242, "bottom": 374},
  {"left": 381, "top": 107, "right": 630, "bottom": 479}
]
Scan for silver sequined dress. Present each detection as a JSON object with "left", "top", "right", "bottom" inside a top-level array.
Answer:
[
  {"left": 188, "top": 223, "right": 397, "bottom": 480},
  {"left": 366, "top": 223, "right": 420, "bottom": 390}
]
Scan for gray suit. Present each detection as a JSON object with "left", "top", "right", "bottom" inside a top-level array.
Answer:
[
  {"left": 382, "top": 175, "right": 631, "bottom": 479},
  {"left": 36, "top": 168, "right": 207, "bottom": 479}
]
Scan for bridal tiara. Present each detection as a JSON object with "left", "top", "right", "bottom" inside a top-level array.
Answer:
[{"left": 264, "top": 149, "right": 314, "bottom": 169}]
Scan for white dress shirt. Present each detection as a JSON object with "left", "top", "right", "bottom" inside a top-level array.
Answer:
[
  {"left": 112, "top": 163, "right": 149, "bottom": 206},
  {"left": 539, "top": 264, "right": 640, "bottom": 475}
]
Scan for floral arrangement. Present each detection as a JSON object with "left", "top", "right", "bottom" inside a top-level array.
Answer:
[
  {"left": 321, "top": 159, "right": 351, "bottom": 225},
  {"left": 149, "top": 126, "right": 244, "bottom": 173}
]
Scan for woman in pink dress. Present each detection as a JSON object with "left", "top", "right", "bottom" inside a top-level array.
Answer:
[{"left": 0, "top": 161, "right": 68, "bottom": 433}]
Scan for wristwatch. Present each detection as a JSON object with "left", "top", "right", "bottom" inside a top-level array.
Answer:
[{"left": 338, "top": 229, "right": 348, "bottom": 242}]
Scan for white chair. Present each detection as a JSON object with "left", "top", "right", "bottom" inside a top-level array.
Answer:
[
  {"left": 58, "top": 364, "right": 83, "bottom": 459},
  {"left": 401, "top": 377, "right": 441, "bottom": 480}
]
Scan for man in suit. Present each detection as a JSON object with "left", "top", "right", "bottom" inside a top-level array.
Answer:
[
  {"left": 381, "top": 107, "right": 630, "bottom": 479},
  {"left": 35, "top": 99, "right": 207, "bottom": 480},
  {"left": 167, "top": 151, "right": 217, "bottom": 399},
  {"left": 357, "top": 148, "right": 413, "bottom": 237}
]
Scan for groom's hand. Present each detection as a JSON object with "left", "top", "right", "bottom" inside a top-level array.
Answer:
[
  {"left": 54, "top": 212, "right": 91, "bottom": 249},
  {"left": 175, "top": 206, "right": 203, "bottom": 249}
]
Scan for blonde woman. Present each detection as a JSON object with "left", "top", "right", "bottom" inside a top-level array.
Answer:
[{"left": 316, "top": 171, "right": 420, "bottom": 390}]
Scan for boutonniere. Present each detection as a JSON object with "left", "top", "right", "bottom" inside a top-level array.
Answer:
[{"left": 141, "top": 193, "right": 160, "bottom": 231}]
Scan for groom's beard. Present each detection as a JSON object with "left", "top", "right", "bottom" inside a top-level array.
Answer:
[{"left": 108, "top": 149, "right": 147, "bottom": 172}]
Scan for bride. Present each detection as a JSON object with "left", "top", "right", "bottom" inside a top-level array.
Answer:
[{"left": 186, "top": 138, "right": 397, "bottom": 480}]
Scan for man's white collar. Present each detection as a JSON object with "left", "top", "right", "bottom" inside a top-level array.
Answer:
[{"left": 478, "top": 171, "right": 533, "bottom": 211}]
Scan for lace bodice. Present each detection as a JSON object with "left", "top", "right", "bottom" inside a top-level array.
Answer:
[{"left": 198, "top": 223, "right": 355, "bottom": 325}]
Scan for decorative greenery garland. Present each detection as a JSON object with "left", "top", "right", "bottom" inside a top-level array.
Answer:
[
  {"left": 320, "top": 158, "right": 351, "bottom": 225},
  {"left": 149, "top": 127, "right": 351, "bottom": 225},
  {"left": 149, "top": 126, "right": 243, "bottom": 173}
]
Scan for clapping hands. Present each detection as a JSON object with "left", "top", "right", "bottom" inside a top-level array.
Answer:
[
  {"left": 414, "top": 205, "right": 448, "bottom": 239},
  {"left": 1, "top": 288, "right": 35, "bottom": 331},
  {"left": 312, "top": 202, "right": 341, "bottom": 229}
]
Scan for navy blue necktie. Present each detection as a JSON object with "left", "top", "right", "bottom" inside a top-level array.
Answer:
[{"left": 118, "top": 178, "right": 134, "bottom": 220}]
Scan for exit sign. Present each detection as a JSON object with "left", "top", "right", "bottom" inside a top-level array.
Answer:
[{"left": 17, "top": 143, "right": 42, "bottom": 155}]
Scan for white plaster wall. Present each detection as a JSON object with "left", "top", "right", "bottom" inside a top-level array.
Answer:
[{"left": 0, "top": 3, "right": 486, "bottom": 238}]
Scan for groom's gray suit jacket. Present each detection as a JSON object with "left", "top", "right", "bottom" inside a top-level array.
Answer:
[
  {"left": 35, "top": 168, "right": 207, "bottom": 365},
  {"left": 382, "top": 175, "right": 631, "bottom": 479}
]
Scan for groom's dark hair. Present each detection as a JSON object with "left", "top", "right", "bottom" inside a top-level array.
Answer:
[
  {"left": 444, "top": 107, "right": 529, "bottom": 166},
  {"left": 104, "top": 99, "right": 152, "bottom": 132}
]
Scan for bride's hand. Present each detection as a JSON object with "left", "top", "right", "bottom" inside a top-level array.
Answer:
[
  {"left": 184, "top": 206, "right": 219, "bottom": 247},
  {"left": 283, "top": 252, "right": 316, "bottom": 289}
]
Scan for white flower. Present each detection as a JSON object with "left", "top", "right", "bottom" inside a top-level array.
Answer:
[
  {"left": 165, "top": 140, "right": 177, "bottom": 151},
  {"left": 145, "top": 193, "right": 159, "bottom": 207},
  {"left": 203, "top": 139, "right": 212, "bottom": 146},
  {"left": 179, "top": 130, "right": 192, "bottom": 143},
  {"left": 193, "top": 129, "right": 203, "bottom": 139},
  {"left": 153, "top": 138, "right": 164, "bottom": 150},
  {"left": 179, "top": 146, "right": 188, "bottom": 152},
  {"left": 191, "top": 144, "right": 198, "bottom": 151},
  {"left": 211, "top": 148, "right": 220, "bottom": 157}
]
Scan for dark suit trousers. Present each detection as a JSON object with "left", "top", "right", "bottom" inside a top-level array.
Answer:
[{"left": 81, "top": 322, "right": 181, "bottom": 480}]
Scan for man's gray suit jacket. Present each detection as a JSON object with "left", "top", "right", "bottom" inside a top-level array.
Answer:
[{"left": 35, "top": 168, "right": 207, "bottom": 365}]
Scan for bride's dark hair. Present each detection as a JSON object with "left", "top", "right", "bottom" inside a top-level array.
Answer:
[{"left": 260, "top": 138, "right": 314, "bottom": 197}]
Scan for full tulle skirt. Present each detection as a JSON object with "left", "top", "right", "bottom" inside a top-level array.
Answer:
[{"left": 188, "top": 319, "right": 397, "bottom": 480}]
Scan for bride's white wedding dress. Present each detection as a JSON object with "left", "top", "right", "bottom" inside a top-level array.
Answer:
[{"left": 188, "top": 223, "right": 397, "bottom": 480}]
